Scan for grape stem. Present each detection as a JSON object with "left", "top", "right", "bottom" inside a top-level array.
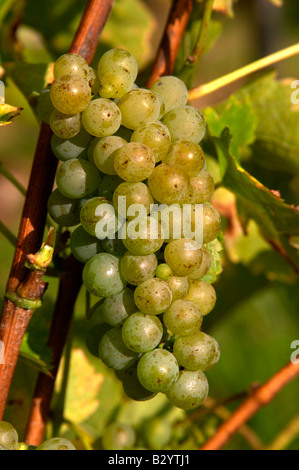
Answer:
[{"left": 188, "top": 43, "right": 299, "bottom": 102}]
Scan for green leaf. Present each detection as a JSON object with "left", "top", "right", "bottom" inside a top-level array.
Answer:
[
  {"left": 20, "top": 326, "right": 53, "bottom": 377},
  {"left": 203, "top": 237, "right": 224, "bottom": 284},
  {"left": 4, "top": 61, "right": 53, "bottom": 101}
]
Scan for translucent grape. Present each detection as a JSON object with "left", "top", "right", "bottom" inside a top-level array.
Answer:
[
  {"left": 98, "top": 327, "right": 139, "bottom": 370},
  {"left": 53, "top": 53, "right": 89, "bottom": 80},
  {"left": 0, "top": 421, "right": 18, "bottom": 450},
  {"left": 70, "top": 225, "right": 102, "bottom": 263},
  {"left": 188, "top": 246, "right": 211, "bottom": 280},
  {"left": 122, "top": 312, "right": 163, "bottom": 353},
  {"left": 101, "top": 287, "right": 136, "bottom": 327},
  {"left": 80, "top": 197, "right": 118, "bottom": 239},
  {"left": 189, "top": 170, "right": 215, "bottom": 204},
  {"left": 118, "top": 89, "right": 163, "bottom": 130},
  {"left": 166, "top": 370, "right": 209, "bottom": 410},
  {"left": 51, "top": 127, "right": 92, "bottom": 161},
  {"left": 82, "top": 253, "right": 127, "bottom": 298},
  {"left": 36, "top": 87, "right": 55, "bottom": 124},
  {"left": 93, "top": 136, "right": 126, "bottom": 175},
  {"left": 167, "top": 276, "right": 190, "bottom": 301},
  {"left": 163, "top": 139, "right": 205, "bottom": 177},
  {"left": 173, "top": 332, "right": 220, "bottom": 371},
  {"left": 36, "top": 438, "right": 76, "bottom": 450},
  {"left": 184, "top": 280, "right": 216, "bottom": 316},
  {"left": 98, "top": 48, "right": 138, "bottom": 81},
  {"left": 56, "top": 158, "right": 101, "bottom": 199},
  {"left": 121, "top": 216, "right": 164, "bottom": 255},
  {"left": 148, "top": 162, "right": 190, "bottom": 206},
  {"left": 137, "top": 349, "right": 179, "bottom": 393},
  {"left": 113, "top": 142, "right": 155, "bottom": 183},
  {"left": 163, "top": 299, "right": 203, "bottom": 336},
  {"left": 50, "top": 74, "right": 91, "bottom": 115},
  {"left": 122, "top": 363, "right": 157, "bottom": 401},
  {"left": 134, "top": 278, "right": 172, "bottom": 315},
  {"left": 47, "top": 188, "right": 82, "bottom": 226},
  {"left": 150, "top": 75, "right": 188, "bottom": 114},
  {"left": 202, "top": 204, "right": 222, "bottom": 244},
  {"left": 50, "top": 109, "right": 82, "bottom": 139},
  {"left": 113, "top": 181, "right": 154, "bottom": 219},
  {"left": 120, "top": 251, "right": 158, "bottom": 286},
  {"left": 102, "top": 422, "right": 136, "bottom": 451},
  {"left": 99, "top": 66, "right": 136, "bottom": 99},
  {"left": 155, "top": 263, "right": 173, "bottom": 282},
  {"left": 82, "top": 98, "right": 121, "bottom": 138},
  {"left": 162, "top": 105, "right": 206, "bottom": 144},
  {"left": 131, "top": 121, "right": 171, "bottom": 163},
  {"left": 164, "top": 239, "right": 203, "bottom": 277}
]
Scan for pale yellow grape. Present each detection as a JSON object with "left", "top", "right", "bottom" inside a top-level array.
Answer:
[
  {"left": 99, "top": 66, "right": 136, "bottom": 99},
  {"left": 82, "top": 98, "right": 121, "bottom": 138},
  {"left": 185, "top": 279, "right": 216, "bottom": 316},
  {"left": 98, "top": 48, "right": 138, "bottom": 82},
  {"left": 50, "top": 109, "right": 82, "bottom": 139},
  {"left": 50, "top": 74, "right": 91, "bottom": 115},
  {"left": 121, "top": 216, "right": 164, "bottom": 255},
  {"left": 162, "top": 105, "right": 206, "bottom": 144},
  {"left": 167, "top": 276, "right": 190, "bottom": 301},
  {"left": 147, "top": 162, "right": 190, "bottom": 205},
  {"left": 113, "top": 182, "right": 154, "bottom": 219},
  {"left": 118, "top": 89, "right": 163, "bottom": 130},
  {"left": 120, "top": 251, "right": 158, "bottom": 286},
  {"left": 113, "top": 142, "right": 155, "bottom": 182},
  {"left": 131, "top": 121, "right": 171, "bottom": 163},
  {"left": 202, "top": 204, "right": 222, "bottom": 244},
  {"left": 150, "top": 75, "right": 188, "bottom": 114},
  {"left": 188, "top": 246, "right": 211, "bottom": 280},
  {"left": 93, "top": 136, "right": 126, "bottom": 175},
  {"left": 189, "top": 170, "right": 215, "bottom": 204},
  {"left": 163, "top": 299, "right": 203, "bottom": 336},
  {"left": 163, "top": 139, "right": 205, "bottom": 177},
  {"left": 54, "top": 53, "right": 90, "bottom": 80},
  {"left": 164, "top": 239, "right": 203, "bottom": 277},
  {"left": 134, "top": 278, "right": 172, "bottom": 315}
]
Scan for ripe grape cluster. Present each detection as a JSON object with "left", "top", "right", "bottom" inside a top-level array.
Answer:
[{"left": 41, "top": 48, "right": 222, "bottom": 411}]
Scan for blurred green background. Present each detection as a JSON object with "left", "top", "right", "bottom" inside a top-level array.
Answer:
[{"left": 0, "top": 0, "right": 299, "bottom": 450}]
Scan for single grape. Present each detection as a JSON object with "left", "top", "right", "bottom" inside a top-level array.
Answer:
[
  {"left": 184, "top": 279, "right": 216, "bottom": 316},
  {"left": 82, "top": 98, "right": 121, "bottom": 138},
  {"left": 56, "top": 158, "right": 101, "bottom": 199},
  {"left": 173, "top": 332, "right": 220, "bottom": 371},
  {"left": 155, "top": 263, "right": 173, "bottom": 282},
  {"left": 166, "top": 370, "right": 209, "bottom": 410},
  {"left": 101, "top": 287, "right": 136, "bottom": 327},
  {"left": 113, "top": 181, "right": 154, "bottom": 219},
  {"left": 147, "top": 162, "right": 190, "bottom": 205},
  {"left": 134, "top": 278, "right": 172, "bottom": 315},
  {"left": 163, "top": 299, "right": 203, "bottom": 336},
  {"left": 50, "top": 109, "right": 82, "bottom": 139},
  {"left": 113, "top": 142, "right": 155, "bottom": 183},
  {"left": 118, "top": 88, "right": 163, "bottom": 130},
  {"left": 162, "top": 139, "right": 205, "bottom": 177},
  {"left": 164, "top": 238, "right": 203, "bottom": 277},
  {"left": 70, "top": 225, "right": 102, "bottom": 263},
  {"left": 188, "top": 246, "right": 211, "bottom": 280},
  {"left": 143, "top": 418, "right": 172, "bottom": 450},
  {"left": 36, "top": 87, "right": 55, "bottom": 124},
  {"left": 122, "top": 363, "right": 157, "bottom": 401},
  {"left": 98, "top": 174, "right": 123, "bottom": 200},
  {"left": 82, "top": 253, "right": 127, "bottom": 298},
  {"left": 137, "top": 349, "right": 179, "bottom": 393},
  {"left": 51, "top": 127, "right": 93, "bottom": 161},
  {"left": 202, "top": 204, "right": 222, "bottom": 244},
  {"left": 121, "top": 216, "right": 164, "bottom": 255},
  {"left": 162, "top": 105, "right": 206, "bottom": 144},
  {"left": 47, "top": 188, "right": 82, "bottom": 226},
  {"left": 80, "top": 197, "right": 118, "bottom": 239},
  {"left": 102, "top": 422, "right": 136, "bottom": 451},
  {"left": 36, "top": 438, "right": 76, "bottom": 450},
  {"left": 131, "top": 121, "right": 171, "bottom": 163},
  {"left": 189, "top": 170, "right": 215, "bottom": 204},
  {"left": 93, "top": 136, "right": 126, "bottom": 175},
  {"left": 53, "top": 53, "right": 89, "bottom": 80},
  {"left": 98, "top": 48, "right": 138, "bottom": 82},
  {"left": 0, "top": 421, "right": 18, "bottom": 450},
  {"left": 99, "top": 66, "right": 136, "bottom": 99},
  {"left": 167, "top": 276, "right": 190, "bottom": 301},
  {"left": 150, "top": 75, "right": 188, "bottom": 114},
  {"left": 122, "top": 312, "right": 163, "bottom": 353},
  {"left": 50, "top": 74, "right": 91, "bottom": 115},
  {"left": 120, "top": 251, "right": 158, "bottom": 286},
  {"left": 98, "top": 327, "right": 139, "bottom": 370}
]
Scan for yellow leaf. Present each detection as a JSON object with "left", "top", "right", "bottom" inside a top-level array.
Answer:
[{"left": 0, "top": 103, "right": 22, "bottom": 126}]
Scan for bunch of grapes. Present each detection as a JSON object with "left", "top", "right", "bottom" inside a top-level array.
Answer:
[
  {"left": 0, "top": 421, "right": 76, "bottom": 450},
  {"left": 41, "top": 48, "right": 222, "bottom": 411}
]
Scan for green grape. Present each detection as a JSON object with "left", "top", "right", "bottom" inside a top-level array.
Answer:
[
  {"left": 98, "top": 48, "right": 138, "bottom": 80},
  {"left": 163, "top": 299, "right": 203, "bottom": 336},
  {"left": 122, "top": 312, "right": 163, "bottom": 353},
  {"left": 162, "top": 105, "right": 206, "bottom": 144},
  {"left": 51, "top": 127, "right": 92, "bottom": 161},
  {"left": 85, "top": 322, "right": 111, "bottom": 358},
  {"left": 173, "top": 332, "right": 220, "bottom": 371},
  {"left": 143, "top": 418, "right": 172, "bottom": 450},
  {"left": 131, "top": 121, "right": 171, "bottom": 163},
  {"left": 82, "top": 98, "right": 121, "bottom": 138},
  {"left": 137, "top": 349, "right": 179, "bottom": 393},
  {"left": 166, "top": 370, "right": 209, "bottom": 410},
  {"left": 36, "top": 87, "right": 55, "bottom": 124},
  {"left": 47, "top": 188, "right": 82, "bottom": 226},
  {"left": 148, "top": 162, "right": 190, "bottom": 205},
  {"left": 134, "top": 278, "right": 172, "bottom": 315},
  {"left": 98, "top": 174, "right": 123, "bottom": 200},
  {"left": 53, "top": 53, "right": 89, "bottom": 80},
  {"left": 113, "top": 142, "right": 155, "bottom": 183},
  {"left": 167, "top": 276, "right": 190, "bottom": 301},
  {"left": 150, "top": 75, "right": 188, "bottom": 114},
  {"left": 122, "top": 363, "right": 157, "bottom": 401},
  {"left": 102, "top": 422, "right": 136, "bottom": 451},
  {"left": 80, "top": 197, "right": 118, "bottom": 239},
  {"left": 202, "top": 204, "right": 222, "bottom": 244},
  {"left": 50, "top": 74, "right": 91, "bottom": 115},
  {"left": 188, "top": 246, "right": 211, "bottom": 280},
  {"left": 113, "top": 181, "right": 154, "bottom": 219},
  {"left": 99, "top": 66, "right": 136, "bottom": 99},
  {"left": 118, "top": 89, "right": 163, "bottom": 130},
  {"left": 184, "top": 279, "right": 216, "bottom": 316},
  {"left": 155, "top": 263, "right": 173, "bottom": 281},
  {"left": 98, "top": 327, "right": 138, "bottom": 370},
  {"left": 189, "top": 170, "right": 215, "bottom": 204},
  {"left": 0, "top": 421, "right": 18, "bottom": 450},
  {"left": 36, "top": 438, "right": 76, "bottom": 450},
  {"left": 162, "top": 139, "right": 205, "bottom": 177},
  {"left": 120, "top": 251, "right": 158, "bottom": 286},
  {"left": 50, "top": 109, "right": 82, "bottom": 139},
  {"left": 101, "top": 287, "right": 136, "bottom": 327},
  {"left": 83, "top": 253, "right": 127, "bottom": 298},
  {"left": 56, "top": 158, "right": 101, "bottom": 199},
  {"left": 102, "top": 235, "right": 126, "bottom": 256},
  {"left": 164, "top": 239, "right": 203, "bottom": 277},
  {"left": 121, "top": 216, "right": 164, "bottom": 255},
  {"left": 93, "top": 136, "right": 126, "bottom": 175},
  {"left": 70, "top": 225, "right": 102, "bottom": 263}
]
